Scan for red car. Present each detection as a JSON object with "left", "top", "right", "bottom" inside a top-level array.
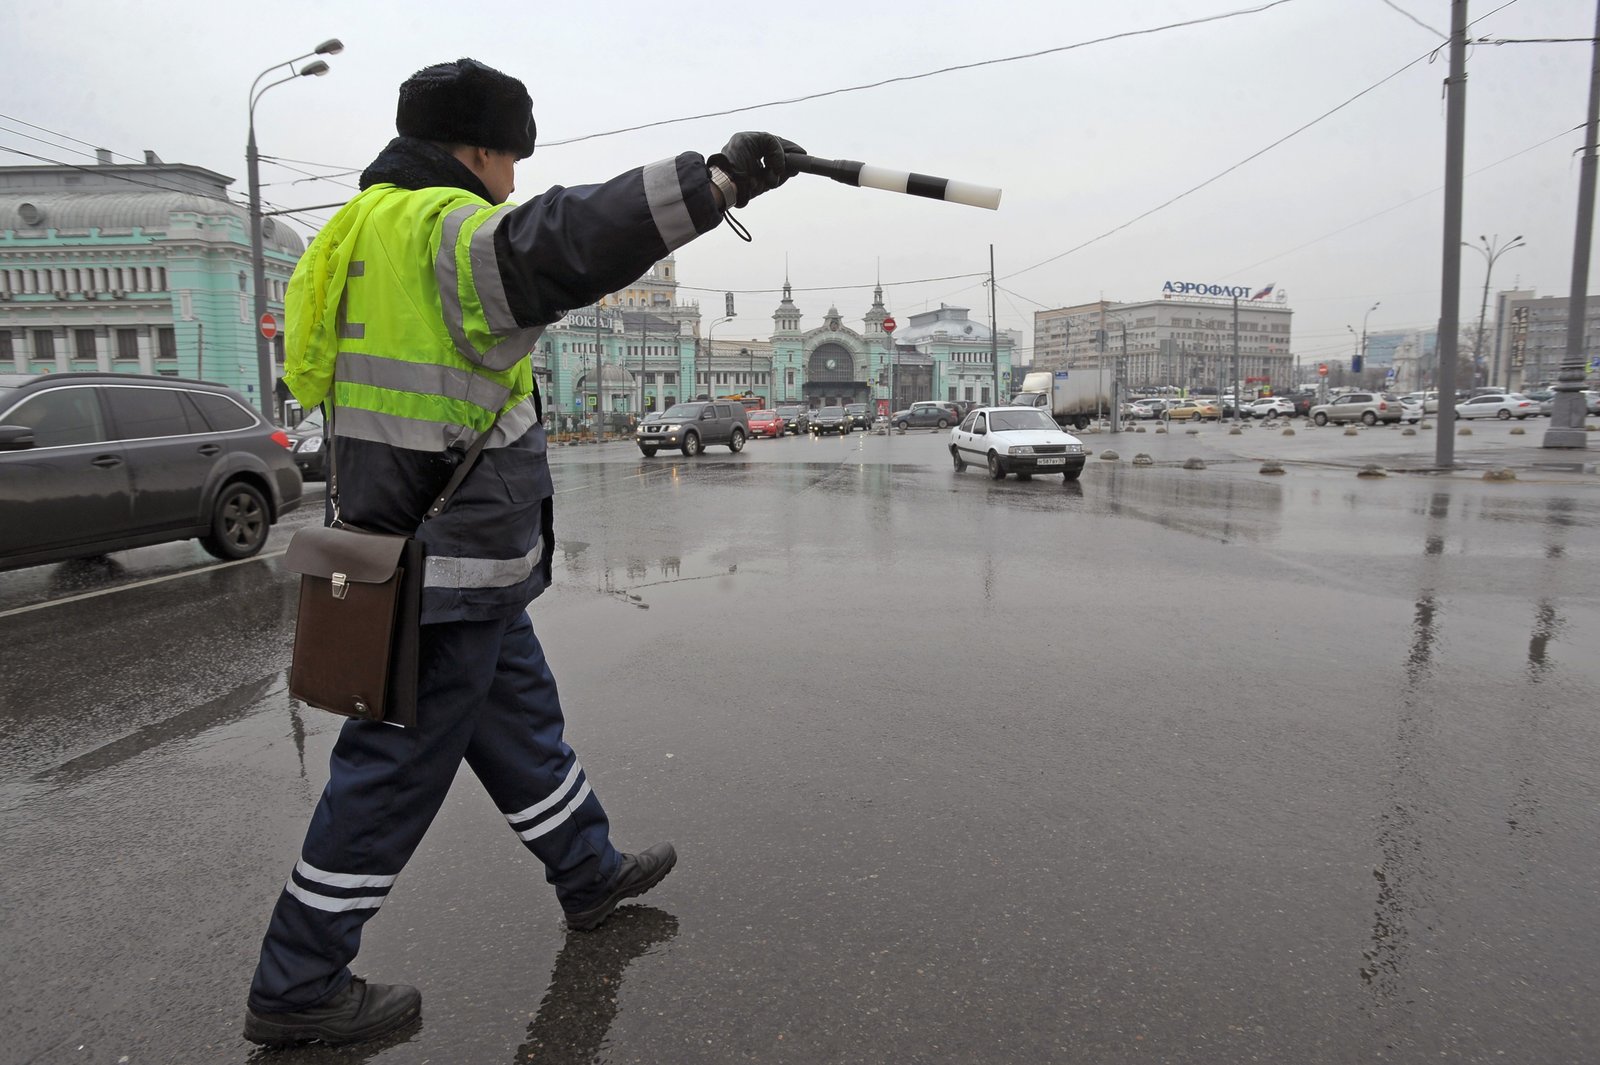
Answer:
[{"left": 746, "top": 409, "right": 787, "bottom": 438}]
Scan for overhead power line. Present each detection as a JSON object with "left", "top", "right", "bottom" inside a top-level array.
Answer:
[
  {"left": 676, "top": 271, "right": 988, "bottom": 296},
  {"left": 1223, "top": 123, "right": 1583, "bottom": 277},
  {"left": 998, "top": 0, "right": 1524, "bottom": 287},
  {"left": 542, "top": 0, "right": 1303, "bottom": 147},
  {"left": 1379, "top": 0, "right": 1447, "bottom": 39}
]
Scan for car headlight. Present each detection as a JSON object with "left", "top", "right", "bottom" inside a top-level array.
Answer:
[
  {"left": 299, "top": 437, "right": 323, "bottom": 453},
  {"left": 1009, "top": 445, "right": 1034, "bottom": 455},
  {"left": 1067, "top": 443, "right": 1084, "bottom": 453}
]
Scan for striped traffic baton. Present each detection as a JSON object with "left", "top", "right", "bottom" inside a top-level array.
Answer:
[{"left": 784, "top": 153, "right": 1002, "bottom": 211}]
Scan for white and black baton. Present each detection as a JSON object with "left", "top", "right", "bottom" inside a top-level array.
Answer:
[{"left": 784, "top": 153, "right": 1002, "bottom": 211}]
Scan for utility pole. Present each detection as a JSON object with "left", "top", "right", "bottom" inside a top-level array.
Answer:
[
  {"left": 1231, "top": 294, "right": 1240, "bottom": 421},
  {"left": 593, "top": 307, "right": 603, "bottom": 440},
  {"left": 1544, "top": 0, "right": 1600, "bottom": 449},
  {"left": 1435, "top": 0, "right": 1468, "bottom": 467},
  {"left": 988, "top": 244, "right": 999, "bottom": 406}
]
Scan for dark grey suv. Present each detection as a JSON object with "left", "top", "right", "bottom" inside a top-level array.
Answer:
[
  {"left": 636, "top": 400, "right": 749, "bottom": 457},
  {"left": 0, "top": 373, "right": 303, "bottom": 571}
]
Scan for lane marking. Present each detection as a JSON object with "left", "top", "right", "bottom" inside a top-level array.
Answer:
[
  {"left": 0, "top": 549, "right": 289, "bottom": 620},
  {"left": 2, "top": 461, "right": 690, "bottom": 618}
]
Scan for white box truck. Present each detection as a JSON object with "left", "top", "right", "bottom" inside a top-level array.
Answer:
[{"left": 1009, "top": 369, "right": 1115, "bottom": 430}]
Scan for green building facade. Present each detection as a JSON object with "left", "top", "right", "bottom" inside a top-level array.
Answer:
[{"left": 0, "top": 154, "right": 302, "bottom": 408}]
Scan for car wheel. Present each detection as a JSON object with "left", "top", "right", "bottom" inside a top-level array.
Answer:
[
  {"left": 951, "top": 446, "right": 966, "bottom": 472},
  {"left": 729, "top": 427, "right": 746, "bottom": 452},
  {"left": 1016, "top": 472, "right": 1032, "bottom": 481},
  {"left": 1074, "top": 416, "right": 1091, "bottom": 430},
  {"left": 936, "top": 418, "right": 948, "bottom": 429},
  {"left": 1313, "top": 412, "right": 1329, "bottom": 426},
  {"left": 1063, "top": 468, "right": 1081, "bottom": 482},
  {"left": 199, "top": 480, "right": 269, "bottom": 561},
  {"left": 682, "top": 431, "right": 702, "bottom": 457},
  {"left": 639, "top": 446, "right": 657, "bottom": 457},
  {"left": 1496, "top": 409, "right": 1511, "bottom": 420},
  {"left": 1362, "top": 411, "right": 1377, "bottom": 426},
  {"left": 987, "top": 452, "right": 1006, "bottom": 480},
  {"left": 896, "top": 420, "right": 908, "bottom": 430}
]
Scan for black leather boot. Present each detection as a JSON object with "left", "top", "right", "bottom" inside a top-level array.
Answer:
[
  {"left": 243, "top": 976, "right": 421, "bottom": 1046},
  {"left": 564, "top": 841, "right": 677, "bottom": 931}
]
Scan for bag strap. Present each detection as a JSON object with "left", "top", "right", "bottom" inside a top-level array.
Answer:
[{"left": 326, "top": 403, "right": 504, "bottom": 530}]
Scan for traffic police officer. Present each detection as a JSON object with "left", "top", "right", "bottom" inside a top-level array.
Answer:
[{"left": 243, "top": 57, "right": 802, "bottom": 1047}]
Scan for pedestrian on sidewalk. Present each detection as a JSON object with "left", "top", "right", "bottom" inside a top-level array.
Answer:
[{"left": 243, "top": 56, "right": 802, "bottom": 1048}]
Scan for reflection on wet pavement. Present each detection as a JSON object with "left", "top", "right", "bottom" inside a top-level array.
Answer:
[{"left": 514, "top": 907, "right": 679, "bottom": 1065}]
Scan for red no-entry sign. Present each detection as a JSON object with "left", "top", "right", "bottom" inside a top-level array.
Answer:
[
  {"left": 882, "top": 316, "right": 897, "bottom": 334},
  {"left": 259, "top": 313, "right": 278, "bottom": 340},
  {"left": 1317, "top": 363, "right": 1329, "bottom": 377}
]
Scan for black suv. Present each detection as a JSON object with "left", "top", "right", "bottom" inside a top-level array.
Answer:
[
  {"left": 0, "top": 373, "right": 303, "bottom": 571},
  {"left": 636, "top": 400, "right": 749, "bottom": 456},
  {"left": 844, "top": 403, "right": 873, "bottom": 430},
  {"left": 775, "top": 403, "right": 809, "bottom": 435},
  {"left": 809, "top": 405, "right": 851, "bottom": 435}
]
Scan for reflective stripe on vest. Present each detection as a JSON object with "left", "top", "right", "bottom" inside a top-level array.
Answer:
[
  {"left": 336, "top": 351, "right": 512, "bottom": 414},
  {"left": 437, "top": 205, "right": 546, "bottom": 372},
  {"left": 334, "top": 393, "right": 542, "bottom": 452},
  {"left": 425, "top": 535, "right": 544, "bottom": 590}
]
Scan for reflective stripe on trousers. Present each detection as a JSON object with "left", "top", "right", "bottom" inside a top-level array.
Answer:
[{"left": 426, "top": 536, "right": 544, "bottom": 591}]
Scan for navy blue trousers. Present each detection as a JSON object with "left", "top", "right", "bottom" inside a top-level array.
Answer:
[{"left": 249, "top": 611, "right": 621, "bottom": 1012}]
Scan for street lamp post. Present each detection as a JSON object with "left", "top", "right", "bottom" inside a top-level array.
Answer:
[
  {"left": 247, "top": 38, "right": 342, "bottom": 420},
  {"left": 704, "top": 312, "right": 734, "bottom": 402},
  {"left": 1463, "top": 235, "right": 1525, "bottom": 388}
]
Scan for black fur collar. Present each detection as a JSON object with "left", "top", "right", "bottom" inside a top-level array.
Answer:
[{"left": 359, "top": 136, "right": 493, "bottom": 202}]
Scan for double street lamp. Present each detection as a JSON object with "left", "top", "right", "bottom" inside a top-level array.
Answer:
[
  {"left": 1346, "top": 300, "right": 1380, "bottom": 383},
  {"left": 1463, "top": 234, "right": 1525, "bottom": 388},
  {"left": 247, "top": 38, "right": 343, "bottom": 419}
]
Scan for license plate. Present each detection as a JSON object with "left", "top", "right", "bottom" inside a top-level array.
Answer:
[{"left": 1037, "top": 456, "right": 1066, "bottom": 466}]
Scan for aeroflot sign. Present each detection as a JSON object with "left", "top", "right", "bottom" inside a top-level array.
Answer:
[{"left": 1163, "top": 280, "right": 1254, "bottom": 298}]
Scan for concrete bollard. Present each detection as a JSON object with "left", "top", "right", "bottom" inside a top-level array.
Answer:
[
  {"left": 1259, "top": 460, "right": 1286, "bottom": 475},
  {"left": 1155, "top": 426, "right": 1168, "bottom": 434},
  {"left": 1185, "top": 428, "right": 1200, "bottom": 436},
  {"left": 1484, "top": 467, "right": 1517, "bottom": 482},
  {"left": 1509, "top": 427, "right": 1525, "bottom": 435},
  {"left": 1133, "top": 453, "right": 1154, "bottom": 466},
  {"left": 1344, "top": 427, "right": 1359, "bottom": 436},
  {"left": 1458, "top": 426, "right": 1472, "bottom": 436},
  {"left": 1182, "top": 457, "right": 1206, "bottom": 470},
  {"left": 1402, "top": 428, "right": 1416, "bottom": 436},
  {"left": 1282, "top": 428, "right": 1296, "bottom": 436},
  {"left": 1357, "top": 463, "right": 1387, "bottom": 478},
  {"left": 1229, "top": 427, "right": 1243, "bottom": 435},
  {"left": 1100, "top": 450, "right": 1120, "bottom": 461}
]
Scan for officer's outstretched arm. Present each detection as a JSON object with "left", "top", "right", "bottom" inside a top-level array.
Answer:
[{"left": 489, "top": 153, "right": 723, "bottom": 328}]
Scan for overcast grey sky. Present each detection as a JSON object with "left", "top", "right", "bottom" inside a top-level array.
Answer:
[{"left": 3, "top": 0, "right": 1594, "bottom": 363}]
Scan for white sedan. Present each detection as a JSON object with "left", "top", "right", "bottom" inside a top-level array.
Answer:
[
  {"left": 950, "top": 405, "right": 1088, "bottom": 482},
  {"left": 1454, "top": 393, "right": 1538, "bottom": 420},
  {"left": 1246, "top": 397, "right": 1295, "bottom": 419}
]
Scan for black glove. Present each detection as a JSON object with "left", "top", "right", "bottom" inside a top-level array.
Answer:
[{"left": 708, "top": 133, "right": 806, "bottom": 208}]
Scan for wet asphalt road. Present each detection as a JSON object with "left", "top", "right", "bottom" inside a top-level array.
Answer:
[{"left": 2, "top": 423, "right": 1598, "bottom": 1064}]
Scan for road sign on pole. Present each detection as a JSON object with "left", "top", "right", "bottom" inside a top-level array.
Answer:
[
  {"left": 259, "top": 313, "right": 278, "bottom": 340},
  {"left": 1317, "top": 363, "right": 1329, "bottom": 377}
]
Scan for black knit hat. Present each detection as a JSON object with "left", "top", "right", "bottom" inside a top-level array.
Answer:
[{"left": 396, "top": 58, "right": 536, "bottom": 159}]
